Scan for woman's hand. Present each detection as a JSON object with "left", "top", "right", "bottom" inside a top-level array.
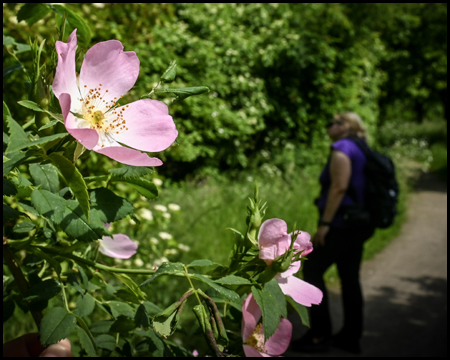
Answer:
[{"left": 312, "top": 225, "right": 331, "bottom": 247}]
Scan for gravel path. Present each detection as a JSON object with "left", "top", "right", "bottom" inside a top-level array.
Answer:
[{"left": 286, "top": 172, "right": 447, "bottom": 357}]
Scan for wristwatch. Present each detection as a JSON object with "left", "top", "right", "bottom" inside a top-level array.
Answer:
[{"left": 319, "top": 220, "right": 332, "bottom": 226}]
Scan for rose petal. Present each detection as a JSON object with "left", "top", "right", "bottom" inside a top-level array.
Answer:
[
  {"left": 242, "top": 293, "right": 262, "bottom": 342},
  {"left": 277, "top": 260, "right": 301, "bottom": 279},
  {"left": 99, "top": 234, "right": 138, "bottom": 259},
  {"left": 53, "top": 29, "right": 82, "bottom": 111},
  {"left": 258, "top": 219, "right": 291, "bottom": 262},
  {"left": 243, "top": 345, "right": 271, "bottom": 357},
  {"left": 276, "top": 275, "right": 323, "bottom": 307},
  {"left": 95, "top": 145, "right": 163, "bottom": 166},
  {"left": 112, "top": 99, "right": 178, "bottom": 152},
  {"left": 258, "top": 244, "right": 278, "bottom": 266},
  {"left": 264, "top": 318, "right": 293, "bottom": 355},
  {"left": 59, "top": 93, "right": 99, "bottom": 150},
  {"left": 80, "top": 40, "right": 139, "bottom": 104},
  {"left": 293, "top": 230, "right": 313, "bottom": 256}
]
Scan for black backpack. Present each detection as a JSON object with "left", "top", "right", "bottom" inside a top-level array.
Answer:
[{"left": 347, "top": 137, "right": 399, "bottom": 229}]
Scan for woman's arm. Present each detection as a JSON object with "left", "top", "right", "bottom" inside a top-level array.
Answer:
[{"left": 312, "top": 150, "right": 351, "bottom": 246}]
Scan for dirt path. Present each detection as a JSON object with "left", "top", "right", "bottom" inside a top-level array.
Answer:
[{"left": 286, "top": 172, "right": 448, "bottom": 357}]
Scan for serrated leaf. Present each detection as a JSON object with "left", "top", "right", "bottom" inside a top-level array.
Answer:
[
  {"left": 17, "top": 100, "right": 44, "bottom": 112},
  {"left": 153, "top": 298, "right": 187, "bottom": 337},
  {"left": 143, "top": 301, "right": 163, "bottom": 316},
  {"left": 3, "top": 177, "right": 17, "bottom": 196},
  {"left": 38, "top": 119, "right": 59, "bottom": 131},
  {"left": 139, "top": 262, "right": 185, "bottom": 287},
  {"left": 40, "top": 307, "right": 77, "bottom": 346},
  {"left": 265, "top": 278, "right": 287, "bottom": 319},
  {"left": 191, "top": 274, "right": 240, "bottom": 302},
  {"left": 214, "top": 275, "right": 251, "bottom": 286},
  {"left": 5, "top": 115, "right": 30, "bottom": 155},
  {"left": 24, "top": 279, "right": 61, "bottom": 302},
  {"left": 90, "top": 320, "right": 113, "bottom": 334},
  {"left": 251, "top": 285, "right": 282, "bottom": 343},
  {"left": 76, "top": 325, "right": 97, "bottom": 357},
  {"left": 161, "top": 60, "right": 177, "bottom": 83},
  {"left": 18, "top": 201, "right": 39, "bottom": 216},
  {"left": 49, "top": 153, "right": 90, "bottom": 221},
  {"left": 29, "top": 163, "right": 60, "bottom": 192},
  {"left": 94, "top": 334, "right": 116, "bottom": 351},
  {"left": 90, "top": 188, "right": 134, "bottom": 223},
  {"left": 60, "top": 200, "right": 105, "bottom": 242},
  {"left": 187, "top": 259, "right": 225, "bottom": 270},
  {"left": 3, "top": 150, "right": 37, "bottom": 176},
  {"left": 108, "top": 165, "right": 153, "bottom": 179},
  {"left": 155, "top": 86, "right": 210, "bottom": 103},
  {"left": 110, "top": 316, "right": 136, "bottom": 333},
  {"left": 112, "top": 273, "right": 146, "bottom": 301},
  {"left": 12, "top": 221, "right": 35, "bottom": 233},
  {"left": 135, "top": 304, "right": 150, "bottom": 328},
  {"left": 29, "top": 247, "right": 62, "bottom": 275},
  {"left": 3, "top": 204, "right": 27, "bottom": 223},
  {"left": 31, "top": 189, "right": 66, "bottom": 224},
  {"left": 112, "top": 177, "right": 158, "bottom": 200},
  {"left": 107, "top": 301, "right": 135, "bottom": 319},
  {"left": 17, "top": 3, "right": 51, "bottom": 26},
  {"left": 76, "top": 293, "right": 95, "bottom": 317},
  {"left": 286, "top": 295, "right": 310, "bottom": 328},
  {"left": 52, "top": 5, "right": 91, "bottom": 46}
]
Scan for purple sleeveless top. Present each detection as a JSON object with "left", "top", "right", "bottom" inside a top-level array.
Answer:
[{"left": 316, "top": 138, "right": 367, "bottom": 227}]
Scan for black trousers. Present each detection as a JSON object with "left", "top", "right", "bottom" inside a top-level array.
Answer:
[{"left": 303, "top": 225, "right": 375, "bottom": 341}]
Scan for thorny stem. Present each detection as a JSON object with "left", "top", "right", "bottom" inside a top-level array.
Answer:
[{"left": 3, "top": 243, "right": 43, "bottom": 329}]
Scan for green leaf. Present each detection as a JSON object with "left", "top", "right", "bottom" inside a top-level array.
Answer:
[
  {"left": 49, "top": 153, "right": 90, "bottom": 221},
  {"left": 76, "top": 325, "right": 97, "bottom": 357},
  {"left": 5, "top": 115, "right": 30, "bottom": 155},
  {"left": 13, "top": 221, "right": 35, "bottom": 233},
  {"left": 29, "top": 163, "right": 60, "bottom": 192},
  {"left": 214, "top": 275, "right": 251, "bottom": 286},
  {"left": 90, "top": 320, "right": 113, "bottom": 334},
  {"left": 17, "top": 100, "right": 44, "bottom": 112},
  {"left": 110, "top": 316, "right": 136, "bottom": 333},
  {"left": 52, "top": 5, "right": 92, "bottom": 46},
  {"left": 153, "top": 298, "right": 187, "bottom": 337},
  {"left": 3, "top": 204, "right": 27, "bottom": 223},
  {"left": 3, "top": 150, "right": 37, "bottom": 176},
  {"left": 24, "top": 279, "right": 61, "bottom": 303},
  {"left": 112, "top": 177, "right": 158, "bottom": 200},
  {"left": 108, "top": 165, "right": 154, "bottom": 179},
  {"left": 161, "top": 60, "right": 177, "bottom": 83},
  {"left": 3, "top": 64, "right": 23, "bottom": 79},
  {"left": 94, "top": 334, "right": 116, "bottom": 351},
  {"left": 143, "top": 301, "right": 163, "bottom": 316},
  {"left": 17, "top": 3, "right": 51, "bottom": 26},
  {"left": 139, "top": 262, "right": 185, "bottom": 287},
  {"left": 28, "top": 247, "right": 62, "bottom": 275},
  {"left": 154, "top": 86, "right": 210, "bottom": 102},
  {"left": 3, "top": 177, "right": 17, "bottom": 196},
  {"left": 59, "top": 200, "right": 105, "bottom": 242},
  {"left": 187, "top": 259, "right": 225, "bottom": 271},
  {"left": 191, "top": 274, "right": 240, "bottom": 302},
  {"left": 112, "top": 273, "right": 146, "bottom": 301},
  {"left": 264, "top": 278, "right": 287, "bottom": 319},
  {"left": 90, "top": 188, "right": 134, "bottom": 223},
  {"left": 38, "top": 119, "right": 59, "bottom": 131},
  {"left": 134, "top": 304, "right": 150, "bottom": 328},
  {"left": 251, "top": 285, "right": 281, "bottom": 342},
  {"left": 107, "top": 301, "right": 135, "bottom": 319},
  {"left": 286, "top": 295, "right": 310, "bottom": 328},
  {"left": 40, "top": 307, "right": 77, "bottom": 346},
  {"left": 3, "top": 35, "right": 15, "bottom": 46},
  {"left": 76, "top": 293, "right": 95, "bottom": 318},
  {"left": 31, "top": 189, "right": 66, "bottom": 224}
]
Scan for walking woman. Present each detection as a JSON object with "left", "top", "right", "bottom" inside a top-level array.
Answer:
[{"left": 292, "top": 112, "right": 375, "bottom": 354}]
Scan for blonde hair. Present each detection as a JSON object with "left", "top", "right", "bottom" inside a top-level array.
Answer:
[{"left": 336, "top": 112, "right": 367, "bottom": 139}]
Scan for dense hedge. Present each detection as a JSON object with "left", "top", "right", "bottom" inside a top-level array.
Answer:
[{"left": 3, "top": 3, "right": 447, "bottom": 180}]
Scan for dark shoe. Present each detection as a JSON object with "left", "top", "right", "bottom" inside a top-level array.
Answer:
[
  {"left": 332, "top": 332, "right": 361, "bottom": 354},
  {"left": 290, "top": 332, "right": 332, "bottom": 353}
]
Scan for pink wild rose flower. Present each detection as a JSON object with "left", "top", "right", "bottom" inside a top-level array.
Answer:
[
  {"left": 98, "top": 223, "right": 137, "bottom": 259},
  {"left": 242, "top": 293, "right": 292, "bottom": 357},
  {"left": 53, "top": 29, "right": 178, "bottom": 166},
  {"left": 258, "top": 218, "right": 323, "bottom": 307}
]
